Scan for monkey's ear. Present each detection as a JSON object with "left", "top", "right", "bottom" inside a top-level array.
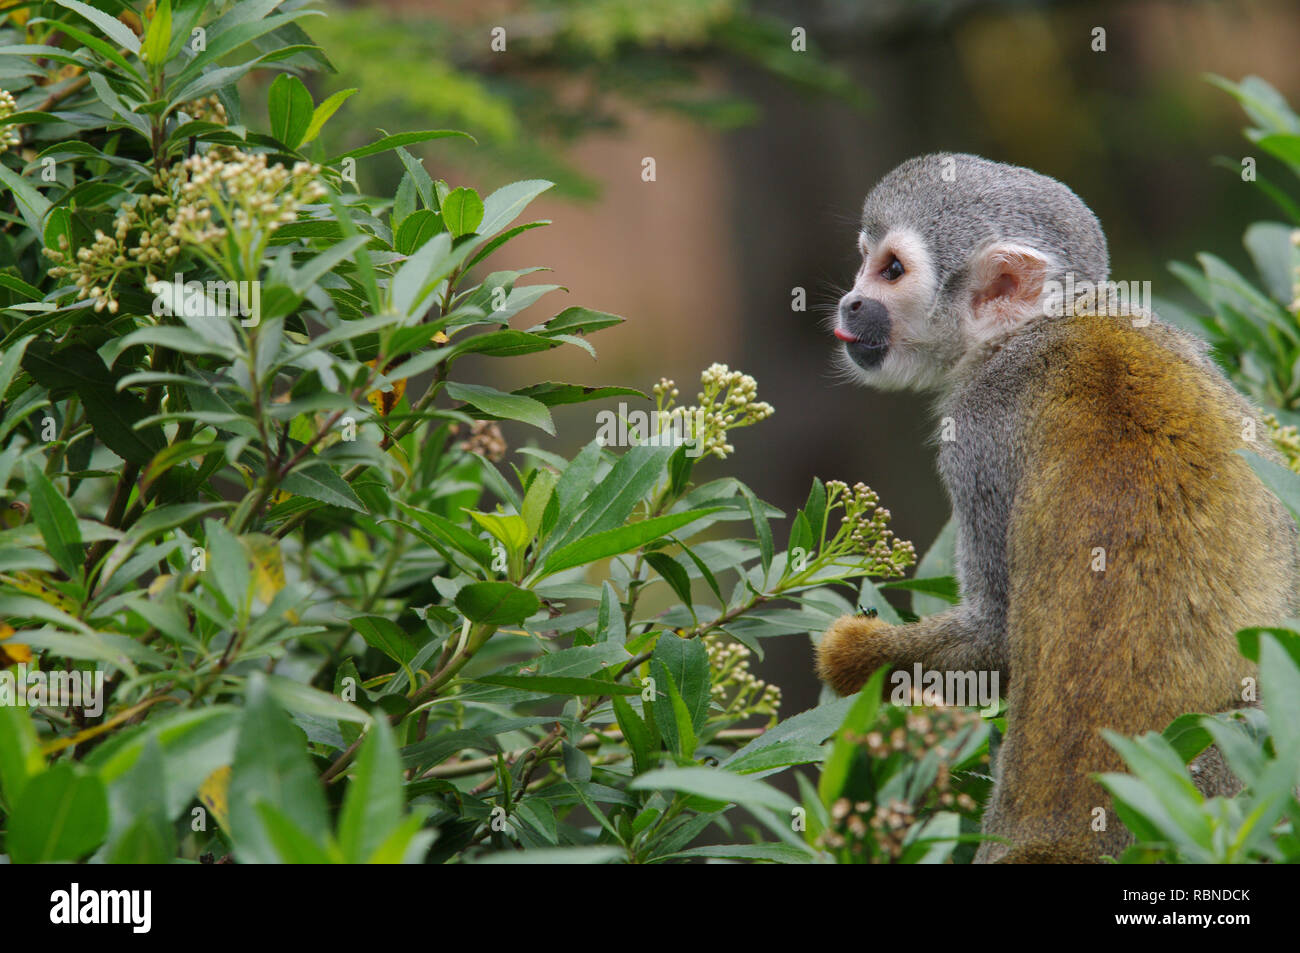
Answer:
[{"left": 967, "top": 242, "right": 1054, "bottom": 337}]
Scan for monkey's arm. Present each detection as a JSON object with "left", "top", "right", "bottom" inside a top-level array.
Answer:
[{"left": 814, "top": 606, "right": 1005, "bottom": 697}]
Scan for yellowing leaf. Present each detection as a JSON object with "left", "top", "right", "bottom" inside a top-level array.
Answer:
[
  {"left": 246, "top": 535, "right": 284, "bottom": 601},
  {"left": 198, "top": 765, "right": 232, "bottom": 833},
  {"left": 0, "top": 622, "right": 31, "bottom": 666},
  {"left": 0, "top": 571, "right": 77, "bottom": 613},
  {"left": 244, "top": 534, "right": 296, "bottom": 620},
  {"left": 366, "top": 359, "right": 407, "bottom": 417}
]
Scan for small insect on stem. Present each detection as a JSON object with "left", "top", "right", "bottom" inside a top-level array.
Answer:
[{"left": 857, "top": 605, "right": 878, "bottom": 619}]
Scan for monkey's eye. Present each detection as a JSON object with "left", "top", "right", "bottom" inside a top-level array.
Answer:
[{"left": 881, "top": 255, "right": 905, "bottom": 282}]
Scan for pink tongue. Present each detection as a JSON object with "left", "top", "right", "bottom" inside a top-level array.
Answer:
[{"left": 833, "top": 327, "right": 858, "bottom": 342}]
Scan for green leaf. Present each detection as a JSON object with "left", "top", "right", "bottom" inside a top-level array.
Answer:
[
  {"left": 264, "top": 674, "right": 373, "bottom": 726},
  {"left": 473, "top": 674, "right": 639, "bottom": 695},
  {"left": 534, "top": 306, "right": 625, "bottom": 336},
  {"left": 1236, "top": 625, "right": 1300, "bottom": 668},
  {"left": 204, "top": 519, "right": 249, "bottom": 615},
  {"left": 446, "top": 382, "right": 554, "bottom": 435},
  {"left": 300, "top": 87, "right": 357, "bottom": 146},
  {"left": 103, "top": 737, "right": 172, "bottom": 863},
  {"left": 723, "top": 740, "right": 827, "bottom": 774},
  {"left": 474, "top": 179, "right": 553, "bottom": 244},
  {"left": 541, "top": 509, "right": 719, "bottom": 576},
  {"left": 1163, "top": 713, "right": 1215, "bottom": 764},
  {"left": 466, "top": 509, "right": 530, "bottom": 555},
  {"left": 0, "top": 705, "right": 43, "bottom": 809},
  {"left": 514, "top": 797, "right": 558, "bottom": 844},
  {"left": 54, "top": 0, "right": 142, "bottom": 53},
  {"left": 880, "top": 575, "right": 960, "bottom": 603},
  {"left": 288, "top": 235, "right": 369, "bottom": 296},
  {"left": 804, "top": 477, "right": 827, "bottom": 546},
  {"left": 596, "top": 581, "right": 626, "bottom": 643},
  {"left": 455, "top": 581, "right": 540, "bottom": 625},
  {"left": 911, "top": 518, "right": 958, "bottom": 617},
  {"left": 141, "top": 0, "right": 172, "bottom": 71},
  {"left": 22, "top": 340, "right": 165, "bottom": 465},
  {"left": 328, "top": 129, "right": 472, "bottom": 163},
  {"left": 87, "top": 706, "right": 239, "bottom": 819},
  {"left": 664, "top": 842, "right": 814, "bottom": 863},
  {"left": 394, "top": 209, "right": 445, "bottom": 254},
  {"left": 107, "top": 814, "right": 175, "bottom": 864},
  {"left": 546, "top": 442, "right": 676, "bottom": 553},
  {"left": 661, "top": 670, "right": 698, "bottom": 758},
  {"left": 228, "top": 674, "right": 330, "bottom": 864},
  {"left": 441, "top": 187, "right": 484, "bottom": 237},
  {"left": 612, "top": 695, "right": 655, "bottom": 774},
  {"left": 0, "top": 162, "right": 51, "bottom": 238},
  {"left": 24, "top": 459, "right": 83, "bottom": 580},
  {"left": 9, "top": 764, "right": 109, "bottom": 863},
  {"left": 350, "top": 615, "right": 419, "bottom": 667},
  {"left": 673, "top": 538, "right": 723, "bottom": 602},
  {"left": 819, "top": 669, "right": 887, "bottom": 807},
  {"left": 521, "top": 467, "right": 558, "bottom": 541},
  {"left": 738, "top": 481, "right": 773, "bottom": 576},
  {"left": 42, "top": 20, "right": 142, "bottom": 81},
  {"left": 366, "top": 811, "right": 435, "bottom": 863},
  {"left": 393, "top": 501, "right": 494, "bottom": 570},
  {"left": 650, "top": 634, "right": 710, "bottom": 746},
  {"left": 630, "top": 766, "right": 796, "bottom": 813},
  {"left": 267, "top": 73, "right": 315, "bottom": 149},
  {"left": 256, "top": 802, "right": 334, "bottom": 863},
  {"left": 281, "top": 460, "right": 366, "bottom": 513},
  {"left": 1243, "top": 450, "right": 1300, "bottom": 525},
  {"left": 785, "top": 511, "right": 813, "bottom": 565},
  {"left": 473, "top": 846, "right": 624, "bottom": 864},
  {"left": 396, "top": 146, "right": 436, "bottom": 208},
  {"left": 337, "top": 718, "right": 403, "bottom": 863},
  {"left": 644, "top": 551, "right": 693, "bottom": 607},
  {"left": 1260, "top": 633, "right": 1300, "bottom": 764}
]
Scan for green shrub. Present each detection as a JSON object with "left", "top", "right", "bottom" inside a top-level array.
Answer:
[{"left": 0, "top": 0, "right": 923, "bottom": 864}]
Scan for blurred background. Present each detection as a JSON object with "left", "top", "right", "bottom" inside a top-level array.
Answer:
[{"left": 279, "top": 0, "right": 1300, "bottom": 711}]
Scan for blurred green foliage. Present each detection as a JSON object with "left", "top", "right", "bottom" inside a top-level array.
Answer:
[{"left": 309, "top": 0, "right": 867, "bottom": 195}]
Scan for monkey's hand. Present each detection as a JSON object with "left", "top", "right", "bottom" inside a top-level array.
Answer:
[{"left": 815, "top": 614, "right": 894, "bottom": 696}]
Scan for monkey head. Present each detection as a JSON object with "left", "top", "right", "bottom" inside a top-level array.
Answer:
[{"left": 834, "top": 153, "right": 1109, "bottom": 391}]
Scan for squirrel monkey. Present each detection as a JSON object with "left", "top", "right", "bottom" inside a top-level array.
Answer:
[{"left": 816, "top": 154, "right": 1300, "bottom": 863}]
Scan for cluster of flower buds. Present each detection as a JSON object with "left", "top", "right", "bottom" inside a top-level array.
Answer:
[
  {"left": 652, "top": 364, "right": 774, "bottom": 460},
  {"left": 0, "top": 89, "right": 20, "bottom": 154},
  {"left": 703, "top": 635, "right": 781, "bottom": 726},
  {"left": 180, "top": 94, "right": 228, "bottom": 127},
  {"left": 173, "top": 150, "right": 326, "bottom": 249},
  {"left": 453, "top": 420, "right": 508, "bottom": 462},
  {"left": 46, "top": 147, "right": 325, "bottom": 314},
  {"left": 45, "top": 179, "right": 186, "bottom": 313},
  {"left": 817, "top": 688, "right": 984, "bottom": 861},
  {"left": 1265, "top": 413, "right": 1300, "bottom": 473},
  {"left": 823, "top": 479, "right": 917, "bottom": 577},
  {"left": 821, "top": 796, "right": 919, "bottom": 857}
]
